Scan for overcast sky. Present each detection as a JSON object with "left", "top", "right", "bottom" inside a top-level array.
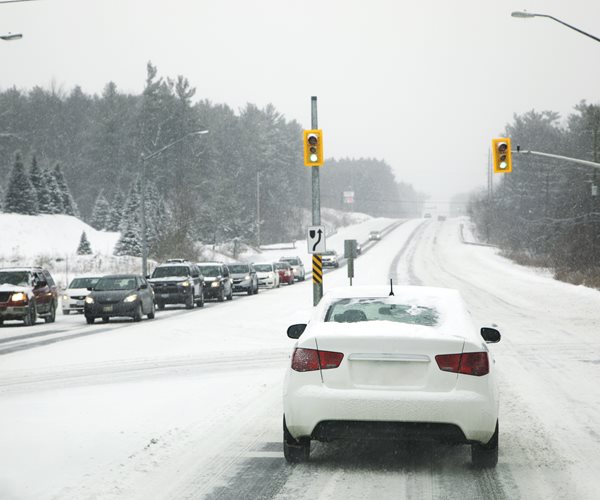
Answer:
[{"left": 2, "top": 0, "right": 600, "bottom": 207}]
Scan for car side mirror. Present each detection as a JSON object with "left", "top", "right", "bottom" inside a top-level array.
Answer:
[
  {"left": 287, "top": 324, "right": 307, "bottom": 339},
  {"left": 145, "top": 275, "right": 151, "bottom": 280},
  {"left": 140, "top": 283, "right": 148, "bottom": 289},
  {"left": 87, "top": 286, "right": 94, "bottom": 291},
  {"left": 481, "top": 327, "right": 501, "bottom": 343}
]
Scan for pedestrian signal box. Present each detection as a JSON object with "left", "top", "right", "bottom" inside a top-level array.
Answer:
[
  {"left": 303, "top": 129, "right": 324, "bottom": 167},
  {"left": 492, "top": 137, "right": 512, "bottom": 174}
]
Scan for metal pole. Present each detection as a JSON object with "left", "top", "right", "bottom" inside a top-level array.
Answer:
[
  {"left": 256, "top": 171, "right": 261, "bottom": 248},
  {"left": 311, "top": 96, "right": 323, "bottom": 306},
  {"left": 141, "top": 157, "right": 148, "bottom": 277}
]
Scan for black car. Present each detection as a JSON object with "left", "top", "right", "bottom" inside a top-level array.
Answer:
[
  {"left": 228, "top": 263, "right": 259, "bottom": 295},
  {"left": 197, "top": 262, "right": 233, "bottom": 302},
  {"left": 84, "top": 274, "right": 155, "bottom": 324},
  {"left": 148, "top": 260, "right": 204, "bottom": 309}
]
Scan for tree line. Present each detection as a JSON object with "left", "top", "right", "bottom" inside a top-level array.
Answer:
[
  {"left": 469, "top": 102, "right": 600, "bottom": 288},
  {"left": 0, "top": 62, "right": 420, "bottom": 259}
]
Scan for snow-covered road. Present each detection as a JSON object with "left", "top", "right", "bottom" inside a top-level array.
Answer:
[{"left": 1, "top": 218, "right": 600, "bottom": 500}]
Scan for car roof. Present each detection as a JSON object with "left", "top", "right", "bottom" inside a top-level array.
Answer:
[
  {"left": 157, "top": 261, "right": 192, "bottom": 267},
  {"left": 100, "top": 274, "right": 141, "bottom": 279},
  {"left": 0, "top": 267, "right": 42, "bottom": 272},
  {"left": 197, "top": 262, "right": 224, "bottom": 266}
]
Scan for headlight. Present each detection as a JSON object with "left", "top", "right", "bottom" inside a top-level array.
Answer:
[
  {"left": 123, "top": 294, "right": 138, "bottom": 303},
  {"left": 11, "top": 292, "right": 27, "bottom": 302},
  {"left": 244, "top": 274, "right": 250, "bottom": 280},
  {"left": 211, "top": 281, "right": 220, "bottom": 288},
  {"left": 85, "top": 296, "right": 94, "bottom": 304},
  {"left": 181, "top": 281, "right": 191, "bottom": 287}
]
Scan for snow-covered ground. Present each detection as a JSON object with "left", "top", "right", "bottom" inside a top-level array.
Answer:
[{"left": 1, "top": 217, "right": 600, "bottom": 499}]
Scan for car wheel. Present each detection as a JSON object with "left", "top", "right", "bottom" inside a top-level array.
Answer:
[
  {"left": 247, "top": 286, "right": 253, "bottom": 296},
  {"left": 147, "top": 302, "right": 155, "bottom": 319},
  {"left": 63, "top": 309, "right": 70, "bottom": 315},
  {"left": 254, "top": 282, "right": 259, "bottom": 294},
  {"left": 472, "top": 421, "right": 498, "bottom": 468},
  {"left": 133, "top": 304, "right": 143, "bottom": 322},
  {"left": 218, "top": 288, "right": 225, "bottom": 302},
  {"left": 0, "top": 319, "right": 3, "bottom": 326},
  {"left": 227, "top": 288, "right": 233, "bottom": 301},
  {"left": 157, "top": 301, "right": 165, "bottom": 310},
  {"left": 283, "top": 416, "right": 310, "bottom": 463},
  {"left": 198, "top": 291, "right": 205, "bottom": 308},
  {"left": 85, "top": 315, "right": 95, "bottom": 325},
  {"left": 44, "top": 301, "right": 56, "bottom": 323},
  {"left": 23, "top": 303, "right": 36, "bottom": 326},
  {"left": 101, "top": 316, "right": 109, "bottom": 323},
  {"left": 185, "top": 292, "right": 194, "bottom": 309}
]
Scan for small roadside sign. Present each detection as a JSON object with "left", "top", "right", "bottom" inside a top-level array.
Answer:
[{"left": 307, "top": 225, "right": 326, "bottom": 254}]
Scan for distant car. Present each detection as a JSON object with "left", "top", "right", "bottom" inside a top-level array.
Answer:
[
  {"left": 437, "top": 215, "right": 447, "bottom": 221},
  {"left": 149, "top": 260, "right": 204, "bottom": 309},
  {"left": 228, "top": 262, "right": 259, "bottom": 295},
  {"left": 62, "top": 276, "right": 101, "bottom": 315},
  {"left": 368, "top": 230, "right": 381, "bottom": 241},
  {"left": 197, "top": 262, "right": 233, "bottom": 302},
  {"left": 282, "top": 285, "right": 501, "bottom": 468},
  {"left": 0, "top": 267, "right": 58, "bottom": 326},
  {"left": 321, "top": 250, "right": 340, "bottom": 268},
  {"left": 254, "top": 263, "right": 280, "bottom": 288},
  {"left": 275, "top": 262, "right": 295, "bottom": 285},
  {"left": 424, "top": 213, "right": 432, "bottom": 218},
  {"left": 84, "top": 274, "right": 155, "bottom": 324},
  {"left": 279, "top": 257, "right": 306, "bottom": 281}
]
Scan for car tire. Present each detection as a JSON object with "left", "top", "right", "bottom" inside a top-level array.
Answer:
[
  {"left": 0, "top": 319, "right": 3, "bottom": 326},
  {"left": 283, "top": 416, "right": 310, "bottom": 463},
  {"left": 218, "top": 288, "right": 225, "bottom": 302},
  {"left": 85, "top": 315, "right": 95, "bottom": 325},
  {"left": 102, "top": 316, "right": 109, "bottom": 323},
  {"left": 197, "top": 291, "right": 205, "bottom": 308},
  {"left": 147, "top": 302, "right": 155, "bottom": 319},
  {"left": 44, "top": 301, "right": 56, "bottom": 323},
  {"left": 157, "top": 301, "right": 165, "bottom": 310},
  {"left": 63, "top": 309, "right": 70, "bottom": 315},
  {"left": 185, "top": 293, "right": 194, "bottom": 309},
  {"left": 247, "top": 286, "right": 253, "bottom": 296},
  {"left": 471, "top": 421, "right": 498, "bottom": 468},
  {"left": 254, "top": 282, "right": 259, "bottom": 294},
  {"left": 227, "top": 288, "right": 233, "bottom": 301},
  {"left": 133, "top": 304, "right": 143, "bottom": 322},
  {"left": 23, "top": 303, "right": 36, "bottom": 326}
]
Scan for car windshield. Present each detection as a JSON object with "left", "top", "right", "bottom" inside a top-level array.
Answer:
[
  {"left": 199, "top": 266, "right": 221, "bottom": 277},
  {"left": 0, "top": 271, "right": 30, "bottom": 287},
  {"left": 254, "top": 264, "right": 273, "bottom": 272},
  {"left": 152, "top": 266, "right": 189, "bottom": 278},
  {"left": 275, "top": 263, "right": 289, "bottom": 270},
  {"left": 228, "top": 265, "right": 249, "bottom": 273},
  {"left": 281, "top": 258, "right": 299, "bottom": 265},
  {"left": 94, "top": 277, "right": 138, "bottom": 291},
  {"left": 69, "top": 277, "right": 100, "bottom": 289},
  {"left": 325, "top": 298, "right": 439, "bottom": 326}
]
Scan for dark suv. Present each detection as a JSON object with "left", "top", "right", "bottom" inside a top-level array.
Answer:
[
  {"left": 197, "top": 262, "right": 233, "bottom": 302},
  {"left": 0, "top": 267, "right": 58, "bottom": 326},
  {"left": 148, "top": 259, "right": 204, "bottom": 309}
]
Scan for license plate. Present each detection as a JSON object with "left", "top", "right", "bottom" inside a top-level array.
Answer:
[
  {"left": 76, "top": 300, "right": 84, "bottom": 306},
  {"left": 160, "top": 293, "right": 170, "bottom": 298},
  {"left": 103, "top": 306, "right": 113, "bottom": 312}
]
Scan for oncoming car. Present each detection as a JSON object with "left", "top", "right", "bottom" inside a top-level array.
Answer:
[
  {"left": 62, "top": 276, "right": 100, "bottom": 315},
  {"left": 282, "top": 286, "right": 501, "bottom": 467}
]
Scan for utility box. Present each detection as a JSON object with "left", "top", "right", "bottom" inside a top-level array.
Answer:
[{"left": 344, "top": 239, "right": 358, "bottom": 259}]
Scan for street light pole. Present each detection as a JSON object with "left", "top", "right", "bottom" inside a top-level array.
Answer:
[
  {"left": 511, "top": 11, "right": 600, "bottom": 43},
  {"left": 139, "top": 129, "right": 208, "bottom": 277},
  {"left": 0, "top": 33, "right": 22, "bottom": 41}
]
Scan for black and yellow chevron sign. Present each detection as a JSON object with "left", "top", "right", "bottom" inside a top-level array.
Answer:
[{"left": 312, "top": 255, "right": 323, "bottom": 284}]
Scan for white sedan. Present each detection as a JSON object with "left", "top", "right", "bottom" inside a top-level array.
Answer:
[
  {"left": 282, "top": 285, "right": 501, "bottom": 467},
  {"left": 253, "top": 263, "right": 280, "bottom": 288}
]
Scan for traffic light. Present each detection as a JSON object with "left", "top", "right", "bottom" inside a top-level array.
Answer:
[
  {"left": 303, "top": 129, "right": 324, "bottom": 167},
  {"left": 492, "top": 137, "right": 512, "bottom": 173}
]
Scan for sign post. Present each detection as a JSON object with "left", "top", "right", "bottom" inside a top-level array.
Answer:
[{"left": 344, "top": 239, "right": 358, "bottom": 286}]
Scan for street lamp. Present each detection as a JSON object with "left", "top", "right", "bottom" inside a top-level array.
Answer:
[
  {"left": 140, "top": 129, "right": 209, "bottom": 277},
  {"left": 0, "top": 33, "right": 22, "bottom": 41},
  {"left": 511, "top": 11, "right": 600, "bottom": 43}
]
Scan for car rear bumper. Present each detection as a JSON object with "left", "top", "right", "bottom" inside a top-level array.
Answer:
[{"left": 283, "top": 384, "right": 497, "bottom": 444}]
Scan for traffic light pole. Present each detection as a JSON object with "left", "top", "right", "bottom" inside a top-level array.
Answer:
[{"left": 311, "top": 96, "right": 323, "bottom": 306}]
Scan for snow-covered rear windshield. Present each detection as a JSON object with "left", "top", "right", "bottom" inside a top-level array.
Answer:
[
  {"left": 69, "top": 277, "right": 100, "bottom": 289},
  {"left": 199, "top": 266, "right": 221, "bottom": 277},
  {"left": 281, "top": 258, "right": 299, "bottom": 266},
  {"left": 325, "top": 298, "right": 439, "bottom": 326},
  {"left": 228, "top": 265, "right": 249, "bottom": 273},
  {"left": 0, "top": 271, "right": 30, "bottom": 287},
  {"left": 94, "top": 277, "right": 138, "bottom": 291},
  {"left": 254, "top": 264, "right": 273, "bottom": 272},
  {"left": 275, "top": 263, "right": 289, "bottom": 269},
  {"left": 152, "top": 266, "right": 189, "bottom": 278}
]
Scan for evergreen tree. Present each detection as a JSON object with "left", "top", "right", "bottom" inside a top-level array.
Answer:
[
  {"left": 114, "top": 213, "right": 142, "bottom": 256},
  {"left": 29, "top": 155, "right": 44, "bottom": 202},
  {"left": 54, "top": 163, "right": 78, "bottom": 216},
  {"left": 42, "top": 167, "right": 64, "bottom": 214},
  {"left": 76, "top": 231, "right": 92, "bottom": 255},
  {"left": 3, "top": 153, "right": 39, "bottom": 215},
  {"left": 90, "top": 191, "right": 111, "bottom": 230},
  {"left": 106, "top": 190, "right": 125, "bottom": 231}
]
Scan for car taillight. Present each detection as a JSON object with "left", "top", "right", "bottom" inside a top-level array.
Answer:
[
  {"left": 291, "top": 348, "right": 344, "bottom": 372},
  {"left": 435, "top": 352, "right": 489, "bottom": 376}
]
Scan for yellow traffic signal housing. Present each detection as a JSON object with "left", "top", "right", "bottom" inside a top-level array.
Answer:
[
  {"left": 492, "top": 137, "right": 512, "bottom": 173},
  {"left": 303, "top": 129, "right": 324, "bottom": 167}
]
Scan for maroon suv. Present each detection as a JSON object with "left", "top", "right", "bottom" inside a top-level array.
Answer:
[{"left": 0, "top": 267, "right": 58, "bottom": 326}]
